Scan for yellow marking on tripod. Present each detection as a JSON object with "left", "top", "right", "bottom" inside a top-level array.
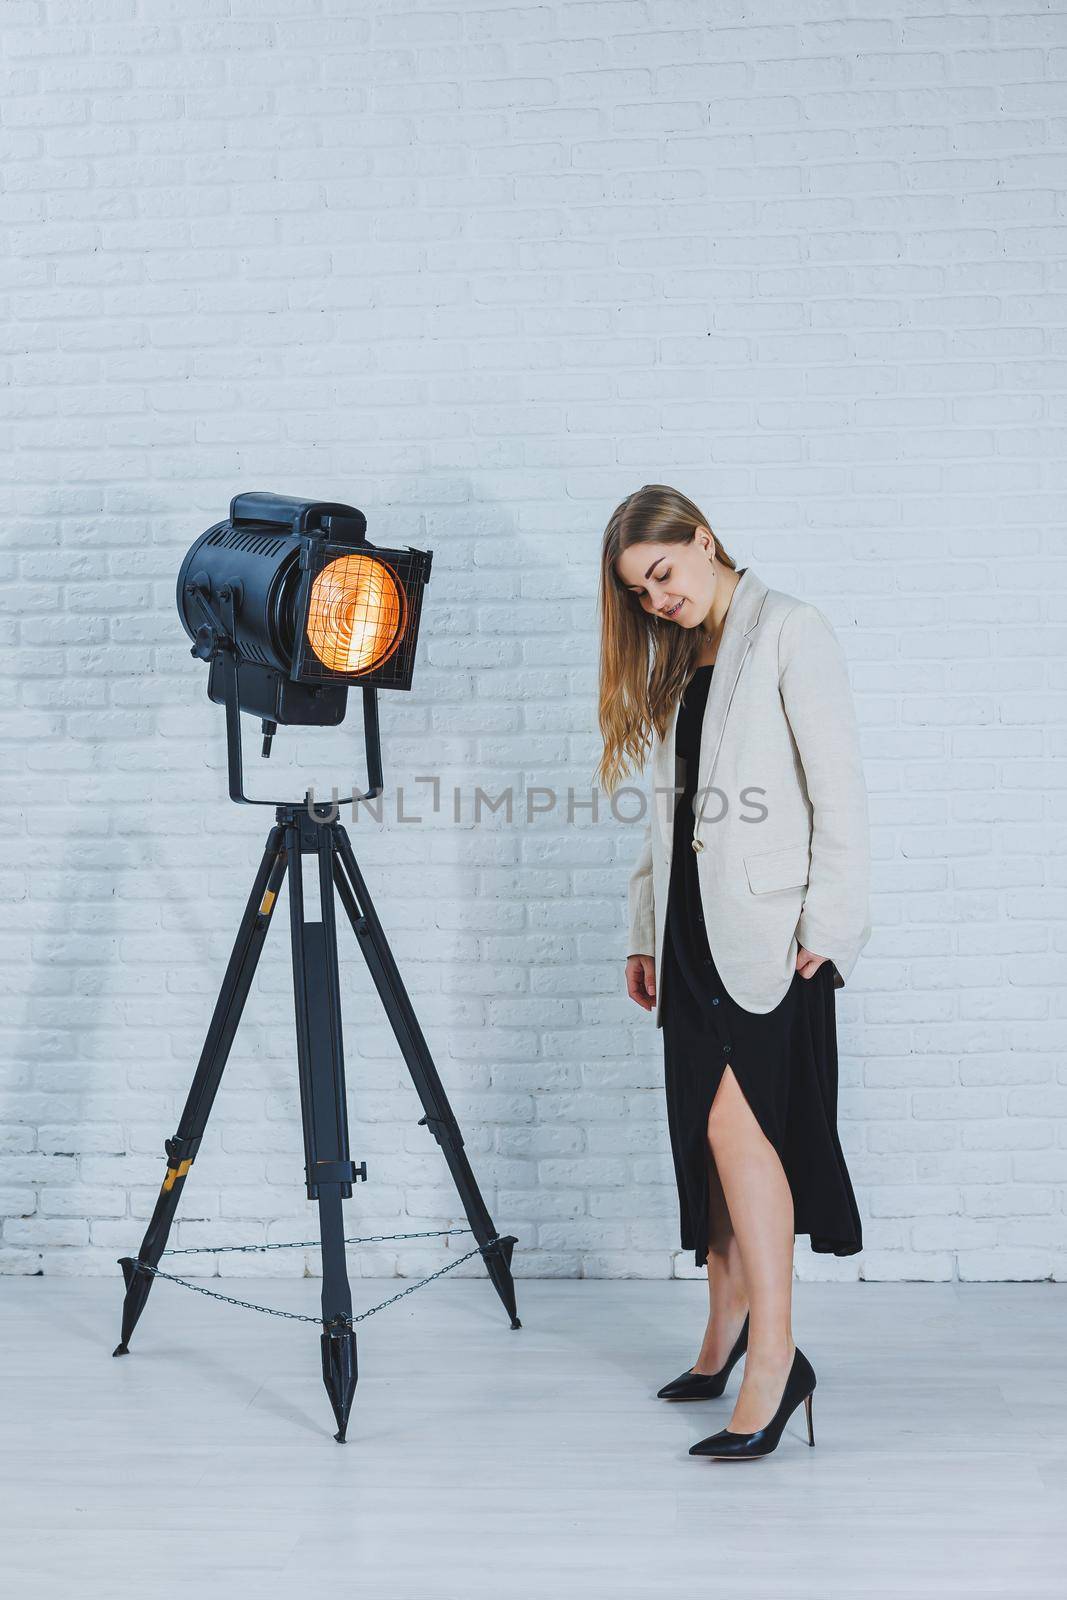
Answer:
[
  {"left": 260, "top": 889, "right": 277, "bottom": 915},
  {"left": 161, "top": 1158, "right": 192, "bottom": 1193}
]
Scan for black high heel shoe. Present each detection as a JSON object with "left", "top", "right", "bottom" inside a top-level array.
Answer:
[
  {"left": 656, "top": 1311, "right": 749, "bottom": 1401},
  {"left": 689, "top": 1345, "right": 816, "bottom": 1459}
]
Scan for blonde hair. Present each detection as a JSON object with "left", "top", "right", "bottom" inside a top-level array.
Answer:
[{"left": 595, "top": 484, "right": 737, "bottom": 797}]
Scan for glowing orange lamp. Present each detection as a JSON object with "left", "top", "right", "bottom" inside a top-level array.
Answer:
[
  {"left": 306, "top": 552, "right": 407, "bottom": 676},
  {"left": 175, "top": 491, "right": 432, "bottom": 803}
]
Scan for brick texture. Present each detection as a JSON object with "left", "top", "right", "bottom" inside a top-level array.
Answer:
[{"left": 2, "top": 2, "right": 1066, "bottom": 1284}]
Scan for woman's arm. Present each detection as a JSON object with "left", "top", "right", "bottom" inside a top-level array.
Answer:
[
  {"left": 626, "top": 812, "right": 656, "bottom": 959},
  {"left": 778, "top": 601, "right": 871, "bottom": 986}
]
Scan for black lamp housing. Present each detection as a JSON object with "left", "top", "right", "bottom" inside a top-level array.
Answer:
[{"left": 176, "top": 491, "right": 433, "bottom": 807}]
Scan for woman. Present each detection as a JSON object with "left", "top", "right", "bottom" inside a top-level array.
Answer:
[{"left": 597, "top": 485, "right": 871, "bottom": 1461}]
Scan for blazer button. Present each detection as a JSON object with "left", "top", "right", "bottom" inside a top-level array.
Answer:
[{"left": 711, "top": 998, "right": 720, "bottom": 1006}]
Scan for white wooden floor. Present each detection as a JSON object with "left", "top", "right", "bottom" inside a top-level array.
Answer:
[{"left": 2, "top": 1276, "right": 1064, "bottom": 1599}]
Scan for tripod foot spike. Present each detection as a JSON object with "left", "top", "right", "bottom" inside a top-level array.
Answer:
[
  {"left": 321, "top": 1320, "right": 358, "bottom": 1443},
  {"left": 115, "top": 1257, "right": 155, "bottom": 1355},
  {"left": 480, "top": 1234, "right": 521, "bottom": 1327}
]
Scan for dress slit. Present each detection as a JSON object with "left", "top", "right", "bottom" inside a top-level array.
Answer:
[{"left": 659, "top": 657, "right": 863, "bottom": 1268}]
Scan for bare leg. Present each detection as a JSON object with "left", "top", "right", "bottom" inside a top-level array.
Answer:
[
  {"left": 705, "top": 1062, "right": 797, "bottom": 1432},
  {"left": 691, "top": 1140, "right": 749, "bottom": 1373}
]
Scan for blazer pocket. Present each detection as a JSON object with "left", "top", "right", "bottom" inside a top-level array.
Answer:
[{"left": 743, "top": 843, "right": 811, "bottom": 895}]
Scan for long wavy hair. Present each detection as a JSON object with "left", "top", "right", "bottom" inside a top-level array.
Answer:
[{"left": 595, "top": 484, "right": 738, "bottom": 797}]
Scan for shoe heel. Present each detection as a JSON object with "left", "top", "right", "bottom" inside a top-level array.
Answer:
[{"left": 803, "top": 1391, "right": 814, "bottom": 1447}]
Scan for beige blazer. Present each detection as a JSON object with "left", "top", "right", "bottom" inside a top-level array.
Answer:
[{"left": 626, "top": 566, "right": 871, "bottom": 1021}]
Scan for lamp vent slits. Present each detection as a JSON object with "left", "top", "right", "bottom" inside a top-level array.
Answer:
[{"left": 205, "top": 528, "right": 289, "bottom": 558}]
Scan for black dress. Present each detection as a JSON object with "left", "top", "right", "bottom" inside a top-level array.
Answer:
[{"left": 660, "top": 663, "right": 863, "bottom": 1268}]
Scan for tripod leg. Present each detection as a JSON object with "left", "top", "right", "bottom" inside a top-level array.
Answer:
[
  {"left": 284, "top": 814, "right": 359, "bottom": 1442},
  {"left": 113, "top": 826, "right": 288, "bottom": 1356},
  {"left": 330, "top": 822, "right": 521, "bottom": 1330}
]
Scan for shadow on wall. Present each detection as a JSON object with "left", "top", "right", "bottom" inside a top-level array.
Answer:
[{"left": 2, "top": 736, "right": 309, "bottom": 1280}]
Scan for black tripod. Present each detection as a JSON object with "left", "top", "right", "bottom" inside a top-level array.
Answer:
[{"left": 113, "top": 798, "right": 520, "bottom": 1441}]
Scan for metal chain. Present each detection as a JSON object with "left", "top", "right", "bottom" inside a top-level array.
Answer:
[
  {"left": 134, "top": 1230, "right": 498, "bottom": 1327},
  {"left": 162, "top": 1226, "right": 474, "bottom": 1257}
]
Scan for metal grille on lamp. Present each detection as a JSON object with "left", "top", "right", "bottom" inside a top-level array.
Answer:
[{"left": 306, "top": 552, "right": 406, "bottom": 676}]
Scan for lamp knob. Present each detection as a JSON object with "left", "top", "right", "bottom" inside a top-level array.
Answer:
[{"left": 191, "top": 625, "right": 214, "bottom": 662}]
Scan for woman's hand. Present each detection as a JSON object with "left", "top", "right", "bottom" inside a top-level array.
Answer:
[
  {"left": 795, "top": 944, "right": 829, "bottom": 979},
  {"left": 626, "top": 954, "right": 657, "bottom": 1010}
]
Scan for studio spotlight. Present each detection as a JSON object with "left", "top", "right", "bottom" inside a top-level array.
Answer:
[
  {"left": 175, "top": 491, "right": 432, "bottom": 798},
  {"left": 112, "top": 492, "right": 520, "bottom": 1443}
]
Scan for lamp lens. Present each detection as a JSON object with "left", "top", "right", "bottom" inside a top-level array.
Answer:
[{"left": 305, "top": 552, "right": 406, "bottom": 675}]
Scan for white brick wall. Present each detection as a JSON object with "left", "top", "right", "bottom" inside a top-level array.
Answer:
[{"left": 2, "top": 1, "right": 1066, "bottom": 1285}]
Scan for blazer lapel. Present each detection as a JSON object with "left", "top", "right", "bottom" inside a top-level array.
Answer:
[
  {"left": 692, "top": 568, "right": 768, "bottom": 837},
  {"left": 652, "top": 699, "right": 679, "bottom": 839},
  {"left": 651, "top": 567, "right": 769, "bottom": 840}
]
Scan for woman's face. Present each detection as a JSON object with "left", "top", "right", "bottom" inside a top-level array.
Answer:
[{"left": 615, "top": 527, "right": 717, "bottom": 627}]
